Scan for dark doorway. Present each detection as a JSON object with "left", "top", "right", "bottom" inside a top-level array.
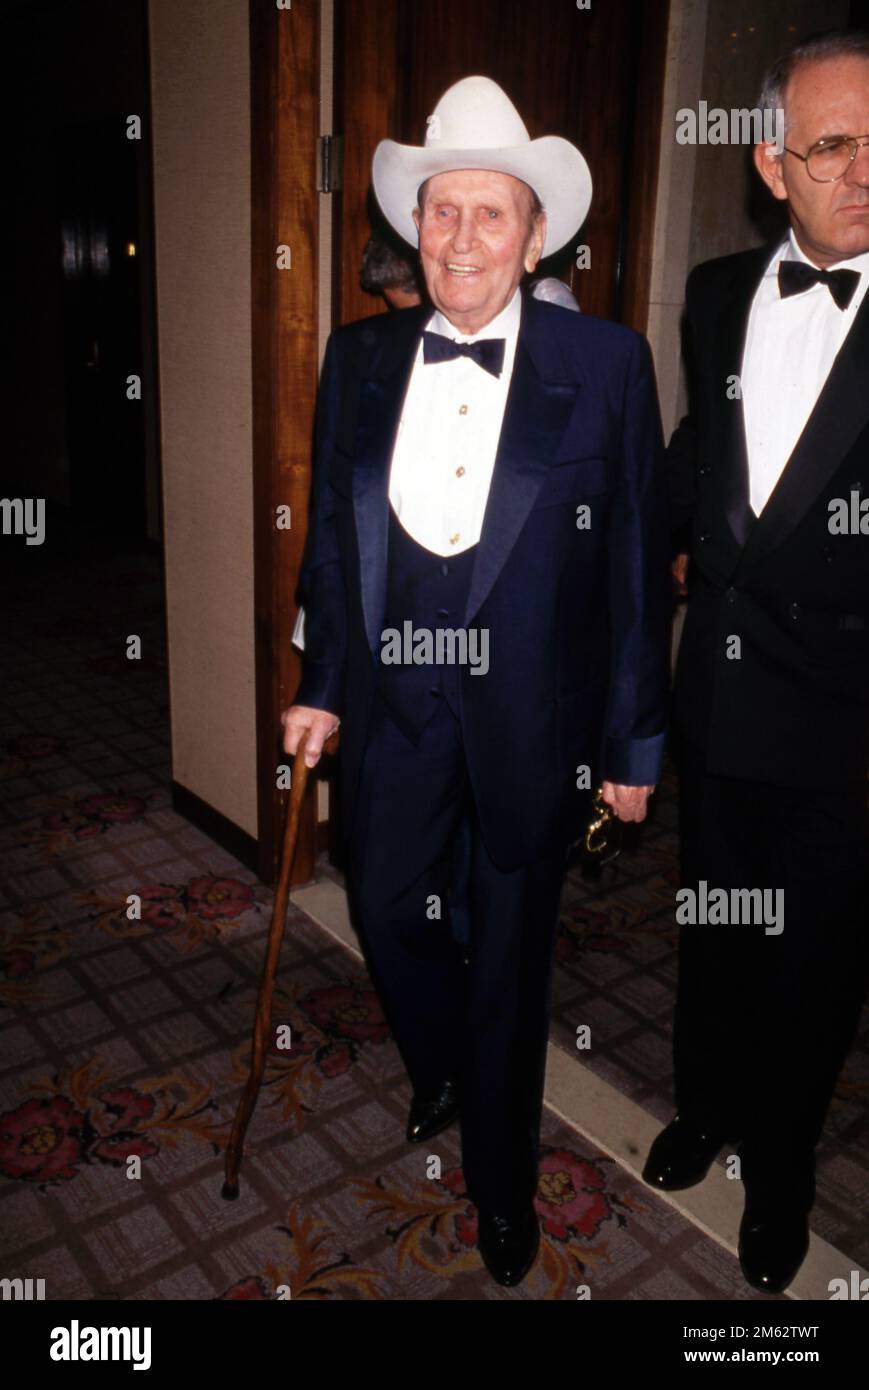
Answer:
[
  {"left": 5, "top": 0, "right": 159, "bottom": 550},
  {"left": 58, "top": 117, "right": 149, "bottom": 537}
]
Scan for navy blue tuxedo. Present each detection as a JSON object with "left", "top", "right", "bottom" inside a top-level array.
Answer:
[
  {"left": 296, "top": 288, "right": 671, "bottom": 871},
  {"left": 293, "top": 287, "right": 671, "bottom": 1218}
]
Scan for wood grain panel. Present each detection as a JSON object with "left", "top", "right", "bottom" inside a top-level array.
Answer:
[
  {"left": 334, "top": 0, "right": 668, "bottom": 329},
  {"left": 621, "top": 0, "right": 670, "bottom": 332},
  {"left": 332, "top": 0, "right": 401, "bottom": 328},
  {"left": 250, "top": 0, "right": 320, "bottom": 885}
]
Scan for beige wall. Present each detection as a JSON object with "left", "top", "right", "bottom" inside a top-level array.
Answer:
[
  {"left": 647, "top": 0, "right": 710, "bottom": 441},
  {"left": 687, "top": 0, "right": 849, "bottom": 271},
  {"left": 149, "top": 0, "right": 258, "bottom": 837}
]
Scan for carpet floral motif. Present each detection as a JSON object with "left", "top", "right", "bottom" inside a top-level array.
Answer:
[{"left": 0, "top": 1056, "right": 224, "bottom": 1187}]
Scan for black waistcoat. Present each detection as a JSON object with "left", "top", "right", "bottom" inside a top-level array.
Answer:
[{"left": 375, "top": 506, "right": 477, "bottom": 741}]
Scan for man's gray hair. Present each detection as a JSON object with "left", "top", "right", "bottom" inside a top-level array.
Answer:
[
  {"left": 758, "top": 28, "right": 869, "bottom": 143},
  {"left": 416, "top": 176, "right": 544, "bottom": 226}
]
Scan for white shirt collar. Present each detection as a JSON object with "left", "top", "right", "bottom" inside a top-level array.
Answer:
[{"left": 426, "top": 286, "right": 522, "bottom": 344}]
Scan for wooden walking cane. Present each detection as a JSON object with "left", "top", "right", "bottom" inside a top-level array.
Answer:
[{"left": 222, "top": 724, "right": 339, "bottom": 1200}]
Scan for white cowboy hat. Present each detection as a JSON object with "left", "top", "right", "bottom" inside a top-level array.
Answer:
[{"left": 372, "top": 75, "right": 592, "bottom": 260}]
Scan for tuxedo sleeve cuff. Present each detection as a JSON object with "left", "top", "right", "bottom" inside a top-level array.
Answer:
[
  {"left": 295, "top": 664, "right": 345, "bottom": 718},
  {"left": 601, "top": 732, "right": 666, "bottom": 786}
]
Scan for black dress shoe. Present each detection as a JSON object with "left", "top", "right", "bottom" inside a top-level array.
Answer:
[
  {"left": 478, "top": 1204, "right": 540, "bottom": 1286},
  {"left": 642, "top": 1113, "right": 727, "bottom": 1191},
  {"left": 406, "top": 1079, "right": 460, "bottom": 1143},
  {"left": 738, "top": 1206, "right": 810, "bottom": 1294}
]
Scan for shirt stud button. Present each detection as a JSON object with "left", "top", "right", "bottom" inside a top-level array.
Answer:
[
  {"left": 455, "top": 466, "right": 466, "bottom": 477},
  {"left": 458, "top": 404, "right": 469, "bottom": 416},
  {"left": 449, "top": 533, "right": 461, "bottom": 545}
]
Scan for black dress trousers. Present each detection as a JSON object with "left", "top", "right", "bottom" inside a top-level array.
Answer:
[
  {"left": 672, "top": 738, "right": 869, "bottom": 1212},
  {"left": 346, "top": 690, "right": 568, "bottom": 1217}
]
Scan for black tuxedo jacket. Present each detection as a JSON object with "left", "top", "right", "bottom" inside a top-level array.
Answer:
[
  {"left": 295, "top": 289, "right": 671, "bottom": 870},
  {"left": 669, "top": 245, "right": 869, "bottom": 786}
]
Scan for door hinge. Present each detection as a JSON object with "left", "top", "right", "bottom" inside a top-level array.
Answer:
[{"left": 317, "top": 135, "right": 343, "bottom": 193}]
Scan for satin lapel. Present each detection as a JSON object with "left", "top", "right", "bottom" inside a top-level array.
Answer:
[
  {"left": 352, "top": 308, "right": 427, "bottom": 655},
  {"left": 735, "top": 288, "right": 869, "bottom": 573},
  {"left": 463, "top": 294, "right": 579, "bottom": 626},
  {"left": 708, "top": 250, "right": 769, "bottom": 551}
]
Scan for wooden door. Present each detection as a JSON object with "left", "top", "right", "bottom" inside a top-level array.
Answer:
[{"left": 332, "top": 0, "right": 669, "bottom": 330}]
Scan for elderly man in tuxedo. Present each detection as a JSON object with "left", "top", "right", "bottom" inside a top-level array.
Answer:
[
  {"left": 644, "top": 30, "right": 869, "bottom": 1294},
  {"left": 282, "top": 76, "right": 670, "bottom": 1287}
]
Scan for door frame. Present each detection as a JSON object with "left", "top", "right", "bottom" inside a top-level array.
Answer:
[{"left": 249, "top": 0, "right": 321, "bottom": 885}]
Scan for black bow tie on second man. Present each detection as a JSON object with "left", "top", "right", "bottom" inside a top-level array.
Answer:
[
  {"left": 422, "top": 330, "right": 506, "bottom": 378},
  {"left": 777, "top": 259, "right": 861, "bottom": 311}
]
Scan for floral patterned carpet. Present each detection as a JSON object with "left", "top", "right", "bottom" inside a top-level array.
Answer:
[{"left": 1, "top": 523, "right": 865, "bottom": 1299}]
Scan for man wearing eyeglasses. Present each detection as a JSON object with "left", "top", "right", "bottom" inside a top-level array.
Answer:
[{"left": 644, "top": 29, "right": 869, "bottom": 1294}]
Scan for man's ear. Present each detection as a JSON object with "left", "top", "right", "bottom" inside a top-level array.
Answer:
[
  {"left": 412, "top": 207, "right": 421, "bottom": 233},
  {"left": 754, "top": 141, "right": 789, "bottom": 202},
  {"left": 524, "top": 213, "right": 547, "bottom": 273}
]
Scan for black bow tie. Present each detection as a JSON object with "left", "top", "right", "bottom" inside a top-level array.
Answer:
[
  {"left": 777, "top": 259, "right": 861, "bottom": 311},
  {"left": 422, "top": 330, "right": 506, "bottom": 377}
]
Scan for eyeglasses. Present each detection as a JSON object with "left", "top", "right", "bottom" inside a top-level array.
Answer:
[{"left": 783, "top": 134, "right": 869, "bottom": 182}]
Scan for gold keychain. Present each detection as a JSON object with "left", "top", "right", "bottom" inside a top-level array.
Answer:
[{"left": 584, "top": 786, "right": 620, "bottom": 859}]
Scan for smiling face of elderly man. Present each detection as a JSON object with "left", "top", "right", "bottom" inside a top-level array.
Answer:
[{"left": 412, "top": 168, "right": 546, "bottom": 335}]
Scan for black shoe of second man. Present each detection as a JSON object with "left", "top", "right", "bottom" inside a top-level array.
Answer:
[
  {"left": 642, "top": 1113, "right": 728, "bottom": 1191},
  {"left": 738, "top": 1205, "right": 810, "bottom": 1294}
]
